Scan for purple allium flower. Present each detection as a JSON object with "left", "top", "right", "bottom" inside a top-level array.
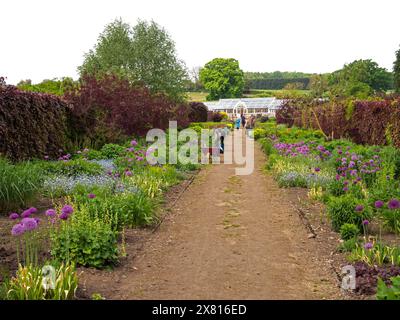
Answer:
[
  {"left": 349, "top": 161, "right": 355, "bottom": 168},
  {"left": 21, "top": 217, "right": 38, "bottom": 231},
  {"left": 34, "top": 217, "right": 41, "bottom": 225},
  {"left": 314, "top": 167, "right": 320, "bottom": 172},
  {"left": 388, "top": 199, "right": 400, "bottom": 210},
  {"left": 343, "top": 187, "right": 349, "bottom": 192},
  {"left": 28, "top": 207, "right": 38, "bottom": 214},
  {"left": 364, "top": 242, "right": 373, "bottom": 250},
  {"left": 125, "top": 170, "right": 133, "bottom": 177},
  {"left": 351, "top": 155, "right": 358, "bottom": 161},
  {"left": 21, "top": 209, "right": 32, "bottom": 218},
  {"left": 11, "top": 223, "right": 25, "bottom": 236},
  {"left": 136, "top": 156, "right": 143, "bottom": 161},
  {"left": 355, "top": 205, "right": 364, "bottom": 212},
  {"left": 127, "top": 147, "right": 135, "bottom": 153},
  {"left": 362, "top": 219, "right": 369, "bottom": 225},
  {"left": 61, "top": 205, "right": 74, "bottom": 215},
  {"left": 88, "top": 193, "right": 96, "bottom": 199},
  {"left": 343, "top": 180, "right": 349, "bottom": 185},
  {"left": 45, "top": 209, "right": 56, "bottom": 217},
  {"left": 335, "top": 174, "right": 340, "bottom": 181},
  {"left": 131, "top": 140, "right": 138, "bottom": 146},
  {"left": 9, "top": 213, "right": 19, "bottom": 220},
  {"left": 374, "top": 200, "right": 384, "bottom": 209},
  {"left": 59, "top": 212, "right": 69, "bottom": 220}
]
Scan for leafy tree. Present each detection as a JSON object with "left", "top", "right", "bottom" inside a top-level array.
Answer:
[
  {"left": 200, "top": 58, "right": 244, "bottom": 101},
  {"left": 79, "top": 19, "right": 188, "bottom": 102},
  {"left": 79, "top": 19, "right": 133, "bottom": 79},
  {"left": 130, "top": 20, "right": 188, "bottom": 102},
  {"left": 394, "top": 45, "right": 400, "bottom": 93},
  {"left": 328, "top": 59, "right": 392, "bottom": 96}
]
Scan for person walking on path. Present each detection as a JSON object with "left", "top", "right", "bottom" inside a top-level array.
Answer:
[{"left": 235, "top": 115, "right": 241, "bottom": 130}]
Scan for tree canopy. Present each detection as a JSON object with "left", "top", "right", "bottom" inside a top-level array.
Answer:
[
  {"left": 199, "top": 58, "right": 244, "bottom": 101},
  {"left": 79, "top": 19, "right": 188, "bottom": 102},
  {"left": 328, "top": 59, "right": 393, "bottom": 97}
]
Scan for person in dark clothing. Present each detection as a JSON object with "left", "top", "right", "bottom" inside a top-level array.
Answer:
[{"left": 241, "top": 114, "right": 246, "bottom": 129}]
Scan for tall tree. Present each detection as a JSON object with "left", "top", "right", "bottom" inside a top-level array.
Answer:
[
  {"left": 130, "top": 20, "right": 188, "bottom": 101},
  {"left": 328, "top": 59, "right": 392, "bottom": 95},
  {"left": 78, "top": 19, "right": 188, "bottom": 102},
  {"left": 394, "top": 46, "right": 400, "bottom": 93},
  {"left": 200, "top": 58, "right": 244, "bottom": 101}
]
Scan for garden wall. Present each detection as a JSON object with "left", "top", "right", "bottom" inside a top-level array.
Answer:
[
  {"left": 276, "top": 97, "right": 400, "bottom": 148},
  {"left": 0, "top": 81, "right": 71, "bottom": 161}
]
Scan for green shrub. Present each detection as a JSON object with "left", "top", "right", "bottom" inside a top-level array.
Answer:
[
  {"left": 40, "top": 159, "right": 103, "bottom": 177},
  {"left": 5, "top": 263, "right": 78, "bottom": 300},
  {"left": 377, "top": 276, "right": 400, "bottom": 300},
  {"left": 259, "top": 138, "right": 273, "bottom": 155},
  {"left": 100, "top": 143, "right": 126, "bottom": 159},
  {"left": 72, "top": 188, "right": 155, "bottom": 230},
  {"left": 85, "top": 149, "right": 105, "bottom": 160},
  {"left": 0, "top": 158, "right": 42, "bottom": 213},
  {"left": 327, "top": 195, "right": 369, "bottom": 231},
  {"left": 339, "top": 223, "right": 360, "bottom": 240},
  {"left": 338, "top": 237, "right": 359, "bottom": 253},
  {"left": 50, "top": 206, "right": 119, "bottom": 268}
]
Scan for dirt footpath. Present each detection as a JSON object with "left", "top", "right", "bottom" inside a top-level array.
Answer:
[{"left": 97, "top": 131, "right": 341, "bottom": 300}]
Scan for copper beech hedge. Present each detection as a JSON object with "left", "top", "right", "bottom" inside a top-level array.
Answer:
[
  {"left": 0, "top": 75, "right": 194, "bottom": 160},
  {"left": 276, "top": 97, "right": 400, "bottom": 148},
  {"left": 0, "top": 77, "right": 71, "bottom": 161}
]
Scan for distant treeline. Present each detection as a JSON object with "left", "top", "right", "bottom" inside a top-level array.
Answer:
[{"left": 244, "top": 71, "right": 311, "bottom": 90}]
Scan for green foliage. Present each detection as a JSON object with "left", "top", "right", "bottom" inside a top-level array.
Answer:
[
  {"left": 377, "top": 276, "right": 400, "bottom": 300},
  {"left": 339, "top": 223, "right": 360, "bottom": 240},
  {"left": 5, "top": 263, "right": 78, "bottom": 300},
  {"left": 17, "top": 78, "right": 78, "bottom": 96},
  {"left": 200, "top": 58, "right": 244, "bottom": 101},
  {"left": 348, "top": 242, "right": 400, "bottom": 266},
  {"left": 0, "top": 158, "right": 42, "bottom": 213},
  {"left": 50, "top": 206, "right": 119, "bottom": 268},
  {"left": 84, "top": 149, "right": 105, "bottom": 160},
  {"left": 100, "top": 143, "right": 126, "bottom": 159},
  {"left": 72, "top": 188, "right": 155, "bottom": 230},
  {"left": 327, "top": 195, "right": 369, "bottom": 231},
  {"left": 393, "top": 45, "right": 400, "bottom": 94},
  {"left": 79, "top": 18, "right": 187, "bottom": 102},
  {"left": 338, "top": 237, "right": 359, "bottom": 253},
  {"left": 328, "top": 59, "right": 393, "bottom": 97},
  {"left": 40, "top": 159, "right": 103, "bottom": 177}
]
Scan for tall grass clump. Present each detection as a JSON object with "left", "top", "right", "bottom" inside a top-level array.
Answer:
[{"left": 0, "top": 158, "right": 42, "bottom": 213}]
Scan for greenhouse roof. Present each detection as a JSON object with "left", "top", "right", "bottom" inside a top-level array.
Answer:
[{"left": 203, "top": 97, "right": 284, "bottom": 111}]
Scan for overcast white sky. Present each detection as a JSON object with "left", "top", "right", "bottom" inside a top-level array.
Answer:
[{"left": 1, "top": 0, "right": 399, "bottom": 84}]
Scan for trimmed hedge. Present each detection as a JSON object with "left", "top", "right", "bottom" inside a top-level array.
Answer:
[
  {"left": 276, "top": 97, "right": 400, "bottom": 148},
  {"left": 0, "top": 79, "right": 71, "bottom": 161}
]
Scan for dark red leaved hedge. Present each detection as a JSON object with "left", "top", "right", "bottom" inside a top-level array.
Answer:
[
  {"left": 276, "top": 97, "right": 400, "bottom": 148},
  {"left": 0, "top": 78, "right": 71, "bottom": 161}
]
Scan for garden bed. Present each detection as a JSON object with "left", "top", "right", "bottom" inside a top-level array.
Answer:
[{"left": 256, "top": 121, "right": 400, "bottom": 299}]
